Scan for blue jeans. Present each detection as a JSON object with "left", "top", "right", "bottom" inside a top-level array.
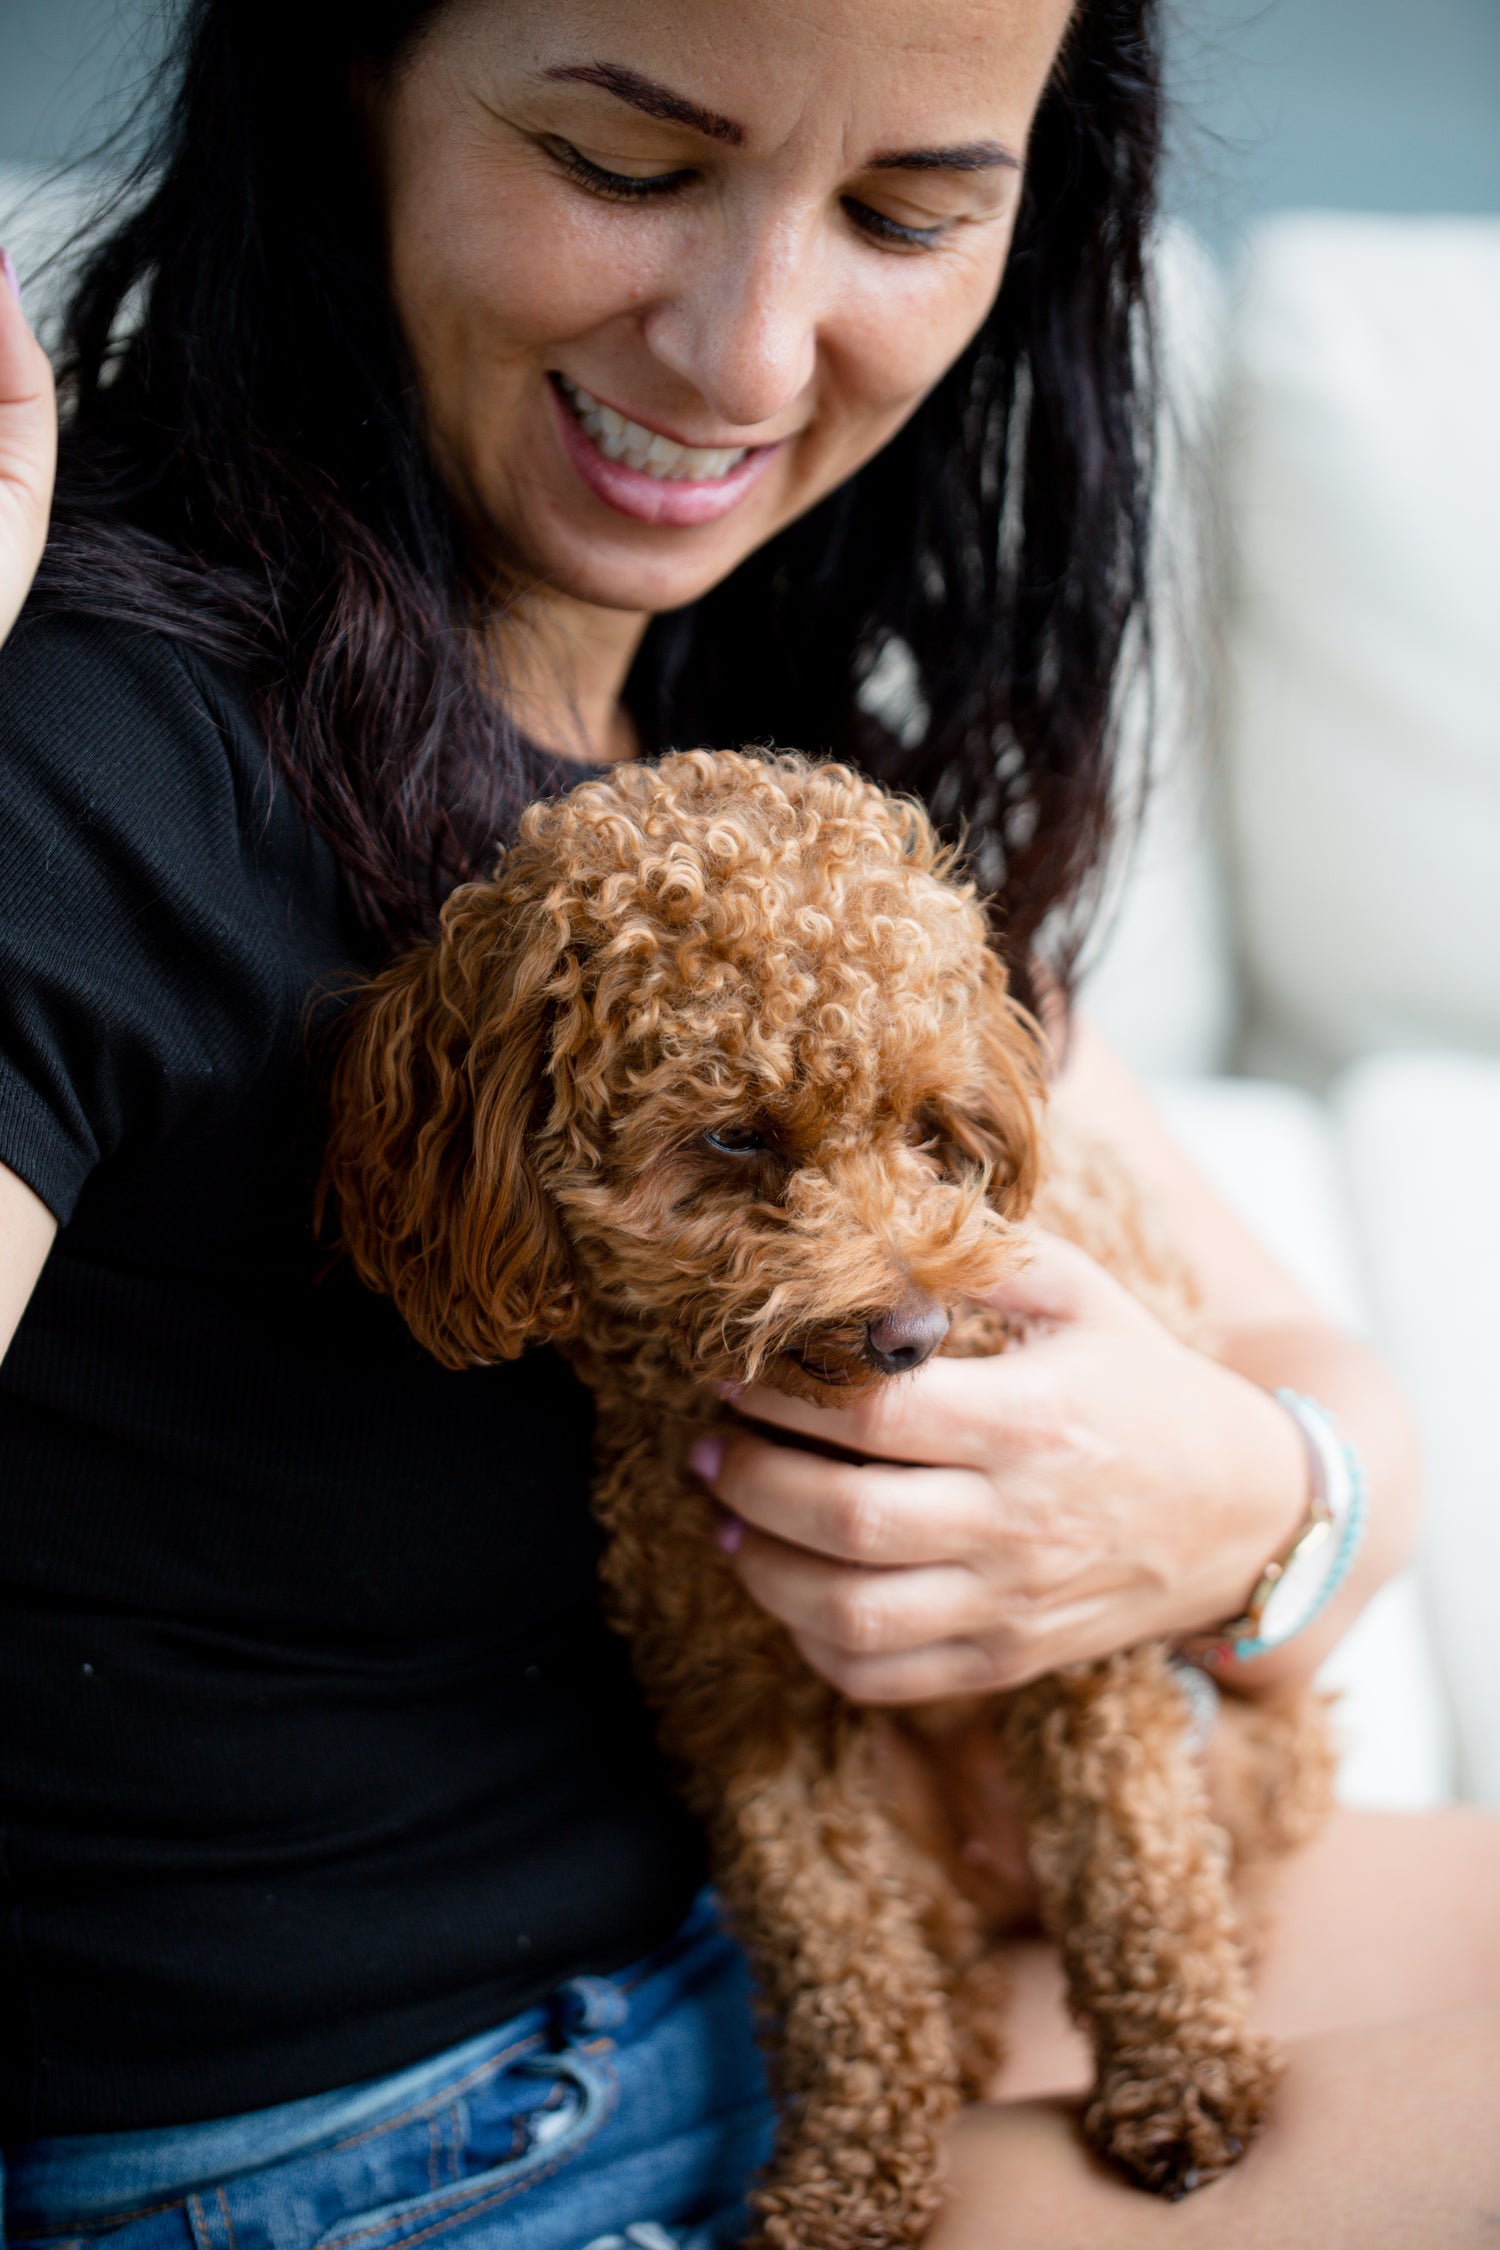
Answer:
[{"left": 1, "top": 1893, "right": 773, "bottom": 2250}]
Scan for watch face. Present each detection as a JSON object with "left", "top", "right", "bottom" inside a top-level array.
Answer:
[{"left": 1257, "top": 1515, "right": 1336, "bottom": 1645}]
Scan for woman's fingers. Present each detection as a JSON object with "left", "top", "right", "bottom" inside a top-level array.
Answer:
[
  {"left": 705, "top": 1425, "right": 992, "bottom": 1565},
  {"left": 730, "top": 1348, "right": 1048, "bottom": 1473},
  {"left": 974, "top": 1224, "right": 1133, "bottom": 1328},
  {"left": 785, "top": 1583, "right": 1139, "bottom": 1702},
  {"left": 786, "top": 1628, "right": 1001, "bottom": 1706},
  {"left": 732, "top": 1532, "right": 998, "bottom": 1661},
  {"left": 728, "top": 1231, "right": 1138, "bottom": 1470}
]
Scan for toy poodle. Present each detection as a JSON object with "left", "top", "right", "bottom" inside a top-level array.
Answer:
[{"left": 324, "top": 749, "right": 1331, "bottom": 2249}]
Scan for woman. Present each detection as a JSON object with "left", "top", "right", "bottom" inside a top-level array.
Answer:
[{"left": 0, "top": 2, "right": 1496, "bottom": 2243}]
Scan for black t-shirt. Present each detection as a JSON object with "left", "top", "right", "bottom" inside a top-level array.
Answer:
[{"left": 0, "top": 610, "right": 703, "bottom": 2136}]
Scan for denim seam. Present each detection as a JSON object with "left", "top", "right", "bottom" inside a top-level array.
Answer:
[
  {"left": 12, "top": 2030, "right": 583, "bottom": 2246},
  {"left": 21, "top": 2193, "right": 192, "bottom": 2240},
  {"left": 327, "top": 2034, "right": 543, "bottom": 2154},
  {"left": 314, "top": 2065, "right": 619, "bottom": 2250},
  {"left": 187, "top": 2189, "right": 212, "bottom": 2250}
]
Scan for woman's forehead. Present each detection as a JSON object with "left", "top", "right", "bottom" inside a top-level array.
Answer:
[{"left": 443, "top": 0, "right": 1075, "bottom": 160}]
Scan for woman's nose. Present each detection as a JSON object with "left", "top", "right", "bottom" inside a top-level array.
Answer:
[{"left": 642, "top": 210, "right": 822, "bottom": 432}]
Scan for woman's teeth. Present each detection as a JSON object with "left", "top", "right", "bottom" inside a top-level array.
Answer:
[{"left": 558, "top": 378, "right": 750, "bottom": 482}]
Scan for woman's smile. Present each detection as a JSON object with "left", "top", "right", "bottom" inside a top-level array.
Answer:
[{"left": 548, "top": 372, "right": 785, "bottom": 527}]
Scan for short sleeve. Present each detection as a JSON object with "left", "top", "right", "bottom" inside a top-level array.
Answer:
[{"left": 0, "top": 611, "right": 273, "bottom": 1223}]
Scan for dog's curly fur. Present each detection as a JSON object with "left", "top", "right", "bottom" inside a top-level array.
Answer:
[{"left": 324, "top": 750, "right": 1333, "bottom": 2247}]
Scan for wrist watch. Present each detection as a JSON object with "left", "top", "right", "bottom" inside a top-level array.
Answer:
[{"left": 1195, "top": 1391, "right": 1365, "bottom": 1666}]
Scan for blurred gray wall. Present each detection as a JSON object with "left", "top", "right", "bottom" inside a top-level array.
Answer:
[
  {"left": 1162, "top": 0, "right": 1500, "bottom": 252},
  {"left": 1, "top": 0, "right": 1497, "bottom": 255},
  {"left": 0, "top": 0, "right": 170, "bottom": 168}
]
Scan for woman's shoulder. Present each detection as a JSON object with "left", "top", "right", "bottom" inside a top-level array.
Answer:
[
  {"left": 0, "top": 601, "right": 267, "bottom": 833},
  {"left": 0, "top": 603, "right": 342, "bottom": 1226}
]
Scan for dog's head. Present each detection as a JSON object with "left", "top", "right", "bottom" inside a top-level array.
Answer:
[{"left": 325, "top": 750, "right": 1045, "bottom": 1399}]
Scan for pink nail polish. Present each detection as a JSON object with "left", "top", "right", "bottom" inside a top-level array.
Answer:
[
  {"left": 713, "top": 1379, "right": 743, "bottom": 1402},
  {"left": 689, "top": 1435, "right": 725, "bottom": 1484},
  {"left": 716, "top": 1513, "right": 745, "bottom": 1556},
  {"left": 0, "top": 249, "right": 21, "bottom": 310}
]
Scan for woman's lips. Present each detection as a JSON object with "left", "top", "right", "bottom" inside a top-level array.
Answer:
[{"left": 548, "top": 378, "right": 783, "bottom": 529}]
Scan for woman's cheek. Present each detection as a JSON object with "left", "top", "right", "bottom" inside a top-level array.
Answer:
[
  {"left": 815, "top": 241, "right": 1012, "bottom": 480},
  {"left": 841, "top": 213, "right": 1013, "bottom": 386},
  {"left": 396, "top": 180, "right": 640, "bottom": 367},
  {"left": 393, "top": 210, "right": 652, "bottom": 505}
]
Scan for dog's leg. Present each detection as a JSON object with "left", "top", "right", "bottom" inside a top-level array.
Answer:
[
  {"left": 873, "top": 1699, "right": 1045, "bottom": 2104},
  {"left": 1001, "top": 1646, "right": 1280, "bottom": 2198},
  {"left": 939, "top": 1940, "right": 1013, "bottom": 2105},
  {"left": 711, "top": 1730, "right": 964, "bottom": 2250},
  {"left": 589, "top": 1433, "right": 961, "bottom": 2247},
  {"left": 1207, "top": 1685, "right": 1337, "bottom": 1876}
]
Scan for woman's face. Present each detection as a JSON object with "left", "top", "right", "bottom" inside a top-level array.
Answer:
[{"left": 369, "top": 0, "right": 1074, "bottom": 621}]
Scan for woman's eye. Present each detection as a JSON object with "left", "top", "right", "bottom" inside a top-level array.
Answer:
[
  {"left": 545, "top": 139, "right": 695, "bottom": 203},
  {"left": 841, "top": 198, "right": 948, "bottom": 253},
  {"left": 704, "top": 1124, "right": 770, "bottom": 1156}
]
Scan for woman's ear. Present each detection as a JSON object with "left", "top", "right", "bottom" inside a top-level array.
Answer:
[
  {"left": 322, "top": 878, "right": 578, "bottom": 1369},
  {"left": 949, "top": 951, "right": 1049, "bottom": 1220}
]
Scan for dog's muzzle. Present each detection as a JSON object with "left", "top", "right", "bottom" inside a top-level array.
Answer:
[{"left": 864, "top": 1293, "right": 951, "bottom": 1376}]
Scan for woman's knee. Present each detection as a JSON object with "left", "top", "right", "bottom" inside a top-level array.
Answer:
[{"left": 930, "top": 2008, "right": 1500, "bottom": 2250}]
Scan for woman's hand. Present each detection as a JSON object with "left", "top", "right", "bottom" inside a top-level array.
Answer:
[
  {"left": 0, "top": 249, "right": 57, "bottom": 650},
  {"left": 695, "top": 1229, "right": 1310, "bottom": 1705}
]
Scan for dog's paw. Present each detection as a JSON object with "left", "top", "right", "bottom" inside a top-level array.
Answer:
[
  {"left": 750, "top": 2200, "right": 921, "bottom": 2250},
  {"left": 1085, "top": 2036, "right": 1281, "bottom": 2199}
]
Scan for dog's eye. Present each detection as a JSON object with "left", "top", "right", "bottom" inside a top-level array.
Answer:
[
  {"left": 911, "top": 1107, "right": 976, "bottom": 1180},
  {"left": 703, "top": 1124, "right": 770, "bottom": 1156}
]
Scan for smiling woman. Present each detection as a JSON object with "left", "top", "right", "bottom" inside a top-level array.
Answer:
[
  {"left": 366, "top": 6, "right": 1041, "bottom": 594},
  {"left": 357, "top": 0, "right": 1072, "bottom": 771},
  {"left": 2, "top": 0, "right": 1497, "bottom": 2241}
]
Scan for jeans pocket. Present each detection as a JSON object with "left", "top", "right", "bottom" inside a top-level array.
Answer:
[{"left": 310, "top": 2047, "right": 618, "bottom": 2250}]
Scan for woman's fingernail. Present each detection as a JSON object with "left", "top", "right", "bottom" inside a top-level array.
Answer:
[
  {"left": 713, "top": 1380, "right": 743, "bottom": 1402},
  {"left": 689, "top": 1435, "right": 725, "bottom": 1484},
  {"left": 716, "top": 1513, "right": 745, "bottom": 1556},
  {"left": 0, "top": 249, "right": 21, "bottom": 310}
]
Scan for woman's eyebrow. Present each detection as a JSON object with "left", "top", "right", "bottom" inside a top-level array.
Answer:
[
  {"left": 537, "top": 65, "right": 1018, "bottom": 178},
  {"left": 540, "top": 62, "right": 746, "bottom": 148},
  {"left": 869, "top": 143, "right": 1020, "bottom": 175}
]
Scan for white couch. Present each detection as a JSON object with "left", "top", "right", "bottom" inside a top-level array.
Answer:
[
  {"left": 1086, "top": 214, "right": 1500, "bottom": 1809},
  {"left": 4, "top": 170, "right": 1496, "bottom": 1807}
]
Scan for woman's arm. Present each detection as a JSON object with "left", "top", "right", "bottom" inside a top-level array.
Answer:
[
  {"left": 696, "top": 1014, "right": 1418, "bottom": 1700},
  {"left": 1046, "top": 1015, "right": 1421, "bottom": 1693},
  {"left": 0, "top": 246, "right": 56, "bottom": 647},
  {"left": 0, "top": 1160, "right": 56, "bottom": 1364},
  {"left": 0, "top": 250, "right": 62, "bottom": 1358}
]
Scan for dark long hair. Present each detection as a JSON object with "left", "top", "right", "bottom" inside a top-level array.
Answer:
[{"left": 39, "top": 0, "right": 1162, "bottom": 990}]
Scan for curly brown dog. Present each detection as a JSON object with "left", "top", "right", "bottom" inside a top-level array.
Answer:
[{"left": 324, "top": 749, "right": 1332, "bottom": 2250}]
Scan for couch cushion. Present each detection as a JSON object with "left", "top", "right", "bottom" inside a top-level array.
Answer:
[
  {"left": 1081, "top": 225, "right": 1240, "bottom": 1079},
  {"left": 1224, "top": 214, "right": 1500, "bottom": 1079},
  {"left": 1155, "top": 1075, "right": 1455, "bottom": 1809},
  {"left": 1335, "top": 1051, "right": 1500, "bottom": 1804}
]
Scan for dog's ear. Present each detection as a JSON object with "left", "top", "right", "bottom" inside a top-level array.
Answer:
[
  {"left": 945, "top": 951, "right": 1048, "bottom": 1220},
  {"left": 322, "top": 876, "right": 579, "bottom": 1370}
]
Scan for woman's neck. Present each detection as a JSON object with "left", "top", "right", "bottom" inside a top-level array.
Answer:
[{"left": 490, "top": 585, "right": 650, "bottom": 767}]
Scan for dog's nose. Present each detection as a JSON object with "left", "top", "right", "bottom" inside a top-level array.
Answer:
[{"left": 865, "top": 1294, "right": 950, "bottom": 1376}]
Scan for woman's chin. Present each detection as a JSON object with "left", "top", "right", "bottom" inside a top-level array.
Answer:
[{"left": 501, "top": 498, "right": 787, "bottom": 619}]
